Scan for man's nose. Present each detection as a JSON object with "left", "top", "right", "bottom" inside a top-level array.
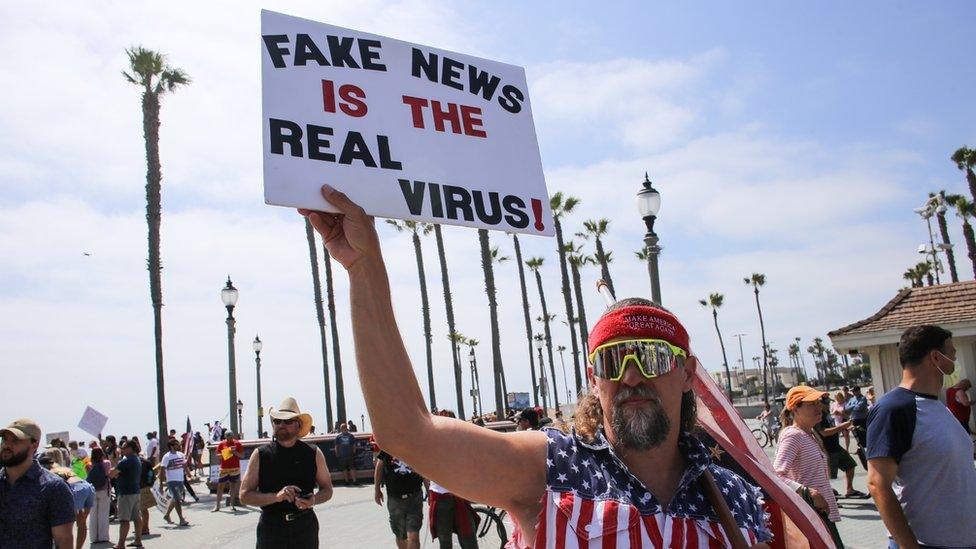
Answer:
[{"left": 620, "top": 358, "right": 646, "bottom": 387}]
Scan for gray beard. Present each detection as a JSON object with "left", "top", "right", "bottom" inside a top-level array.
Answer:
[
  {"left": 610, "top": 385, "right": 671, "bottom": 451},
  {"left": 0, "top": 447, "right": 31, "bottom": 467}
]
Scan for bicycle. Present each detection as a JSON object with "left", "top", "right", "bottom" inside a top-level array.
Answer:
[
  {"left": 751, "top": 422, "right": 779, "bottom": 448},
  {"left": 471, "top": 504, "right": 508, "bottom": 548}
]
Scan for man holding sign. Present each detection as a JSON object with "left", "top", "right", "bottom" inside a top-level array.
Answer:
[
  {"left": 300, "top": 186, "right": 773, "bottom": 548},
  {"left": 213, "top": 431, "right": 243, "bottom": 512}
]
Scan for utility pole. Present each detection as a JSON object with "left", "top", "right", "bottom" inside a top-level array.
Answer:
[{"left": 733, "top": 333, "right": 748, "bottom": 404}]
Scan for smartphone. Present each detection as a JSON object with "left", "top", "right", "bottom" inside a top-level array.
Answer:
[{"left": 299, "top": 492, "right": 314, "bottom": 499}]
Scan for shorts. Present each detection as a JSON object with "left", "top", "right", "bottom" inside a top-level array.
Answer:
[
  {"left": 117, "top": 493, "right": 141, "bottom": 522},
  {"left": 337, "top": 456, "right": 354, "bottom": 471},
  {"left": 140, "top": 487, "right": 155, "bottom": 511},
  {"left": 218, "top": 471, "right": 241, "bottom": 484},
  {"left": 166, "top": 480, "right": 185, "bottom": 502},
  {"left": 828, "top": 450, "right": 857, "bottom": 477},
  {"left": 386, "top": 491, "right": 423, "bottom": 540}
]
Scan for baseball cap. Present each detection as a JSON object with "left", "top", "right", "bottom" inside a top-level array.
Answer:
[
  {"left": 0, "top": 418, "right": 42, "bottom": 442},
  {"left": 785, "top": 386, "right": 828, "bottom": 411}
]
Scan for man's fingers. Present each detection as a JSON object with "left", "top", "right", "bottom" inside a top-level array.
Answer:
[{"left": 321, "top": 184, "right": 363, "bottom": 216}]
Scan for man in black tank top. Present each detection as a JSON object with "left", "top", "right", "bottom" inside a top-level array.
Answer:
[{"left": 240, "top": 397, "right": 333, "bottom": 548}]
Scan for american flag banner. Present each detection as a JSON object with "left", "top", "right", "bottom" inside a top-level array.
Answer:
[
  {"left": 692, "top": 362, "right": 834, "bottom": 548},
  {"left": 182, "top": 416, "right": 193, "bottom": 457},
  {"left": 209, "top": 420, "right": 223, "bottom": 444}
]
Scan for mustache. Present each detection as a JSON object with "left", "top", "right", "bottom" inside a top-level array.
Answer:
[{"left": 613, "top": 384, "right": 660, "bottom": 405}]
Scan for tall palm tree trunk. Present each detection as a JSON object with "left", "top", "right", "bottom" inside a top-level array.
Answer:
[
  {"left": 305, "top": 219, "right": 334, "bottom": 428},
  {"left": 937, "top": 211, "right": 959, "bottom": 282},
  {"left": 412, "top": 231, "right": 436, "bottom": 411},
  {"left": 964, "top": 220, "right": 976, "bottom": 278},
  {"left": 967, "top": 168, "right": 976, "bottom": 207},
  {"left": 322, "top": 247, "right": 345, "bottom": 423},
  {"left": 570, "top": 260, "right": 590, "bottom": 369},
  {"left": 712, "top": 309, "right": 732, "bottom": 398},
  {"left": 533, "top": 269, "right": 561, "bottom": 410},
  {"left": 753, "top": 288, "right": 770, "bottom": 402},
  {"left": 553, "top": 217, "right": 583, "bottom": 397},
  {"left": 434, "top": 225, "right": 465, "bottom": 417},
  {"left": 478, "top": 229, "right": 505, "bottom": 418},
  {"left": 595, "top": 237, "right": 615, "bottom": 298},
  {"left": 143, "top": 89, "right": 169, "bottom": 445},
  {"left": 512, "top": 235, "right": 539, "bottom": 406}
]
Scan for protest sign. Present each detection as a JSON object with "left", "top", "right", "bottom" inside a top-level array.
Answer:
[
  {"left": 45, "top": 431, "right": 70, "bottom": 445},
  {"left": 261, "top": 10, "right": 554, "bottom": 236},
  {"left": 77, "top": 406, "right": 108, "bottom": 438}
]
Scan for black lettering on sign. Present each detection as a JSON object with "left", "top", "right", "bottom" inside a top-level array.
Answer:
[
  {"left": 263, "top": 35, "right": 290, "bottom": 68},
  {"left": 326, "top": 35, "right": 359, "bottom": 68},
  {"left": 441, "top": 57, "right": 465, "bottom": 91},
  {"left": 269, "top": 118, "right": 303, "bottom": 157},
  {"left": 429, "top": 183, "right": 444, "bottom": 218},
  {"left": 472, "top": 191, "right": 502, "bottom": 225},
  {"left": 294, "top": 34, "right": 330, "bottom": 66},
  {"left": 412, "top": 48, "right": 438, "bottom": 82},
  {"left": 444, "top": 185, "right": 474, "bottom": 221},
  {"left": 338, "top": 131, "right": 376, "bottom": 167},
  {"left": 358, "top": 39, "right": 386, "bottom": 71},
  {"left": 498, "top": 84, "right": 524, "bottom": 114},
  {"left": 376, "top": 136, "right": 402, "bottom": 170},
  {"left": 502, "top": 195, "right": 529, "bottom": 228},
  {"left": 399, "top": 179, "right": 426, "bottom": 215},
  {"left": 468, "top": 65, "right": 501, "bottom": 100},
  {"left": 307, "top": 124, "right": 335, "bottom": 162}
]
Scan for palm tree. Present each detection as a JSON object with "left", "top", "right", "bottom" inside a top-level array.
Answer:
[
  {"left": 322, "top": 246, "right": 346, "bottom": 422},
  {"left": 811, "top": 337, "right": 830, "bottom": 383},
  {"left": 903, "top": 265, "right": 924, "bottom": 288},
  {"left": 949, "top": 196, "right": 976, "bottom": 278},
  {"left": 566, "top": 241, "right": 594, "bottom": 362},
  {"left": 388, "top": 220, "right": 437, "bottom": 410},
  {"left": 580, "top": 219, "right": 616, "bottom": 298},
  {"left": 917, "top": 261, "right": 935, "bottom": 286},
  {"left": 794, "top": 337, "right": 808, "bottom": 382},
  {"left": 123, "top": 47, "right": 190, "bottom": 444},
  {"left": 951, "top": 146, "right": 976, "bottom": 205},
  {"left": 478, "top": 229, "right": 506, "bottom": 418},
  {"left": 699, "top": 293, "right": 732, "bottom": 398},
  {"left": 488, "top": 245, "right": 511, "bottom": 400},
  {"left": 933, "top": 191, "right": 960, "bottom": 282},
  {"left": 787, "top": 343, "right": 802, "bottom": 383},
  {"left": 550, "top": 192, "right": 583, "bottom": 397},
  {"left": 634, "top": 248, "right": 649, "bottom": 261},
  {"left": 510, "top": 233, "right": 539, "bottom": 406},
  {"left": 526, "top": 257, "right": 561, "bottom": 410},
  {"left": 304, "top": 219, "right": 334, "bottom": 428},
  {"left": 434, "top": 225, "right": 464, "bottom": 417},
  {"left": 743, "top": 273, "right": 770, "bottom": 402}
]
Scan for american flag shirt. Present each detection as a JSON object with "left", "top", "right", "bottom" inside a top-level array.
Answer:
[{"left": 508, "top": 428, "right": 772, "bottom": 548}]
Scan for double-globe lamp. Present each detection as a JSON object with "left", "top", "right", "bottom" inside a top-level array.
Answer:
[{"left": 636, "top": 173, "right": 662, "bottom": 304}]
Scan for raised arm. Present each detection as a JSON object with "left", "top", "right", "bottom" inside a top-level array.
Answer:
[{"left": 302, "top": 185, "right": 547, "bottom": 511}]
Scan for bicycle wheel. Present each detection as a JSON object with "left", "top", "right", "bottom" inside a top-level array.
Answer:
[
  {"left": 471, "top": 505, "right": 508, "bottom": 549},
  {"left": 751, "top": 427, "right": 769, "bottom": 448}
]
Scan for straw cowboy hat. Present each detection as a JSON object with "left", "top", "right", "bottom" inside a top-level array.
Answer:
[{"left": 268, "top": 397, "right": 313, "bottom": 438}]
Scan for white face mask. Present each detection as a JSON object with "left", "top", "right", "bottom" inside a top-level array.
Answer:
[{"left": 935, "top": 351, "right": 962, "bottom": 389}]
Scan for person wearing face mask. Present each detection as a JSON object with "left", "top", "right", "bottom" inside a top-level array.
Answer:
[{"left": 866, "top": 325, "right": 976, "bottom": 549}]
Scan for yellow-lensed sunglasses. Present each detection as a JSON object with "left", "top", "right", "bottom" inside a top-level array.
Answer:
[{"left": 588, "top": 338, "right": 687, "bottom": 381}]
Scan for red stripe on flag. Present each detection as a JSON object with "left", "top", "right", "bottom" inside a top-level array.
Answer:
[
  {"left": 628, "top": 506, "right": 640, "bottom": 548},
  {"left": 555, "top": 492, "right": 571, "bottom": 549},
  {"left": 642, "top": 514, "right": 663, "bottom": 547},
  {"left": 707, "top": 521, "right": 726, "bottom": 549},
  {"left": 670, "top": 516, "right": 685, "bottom": 547},
  {"left": 600, "top": 500, "right": 618, "bottom": 549},
  {"left": 685, "top": 518, "right": 699, "bottom": 548},
  {"left": 575, "top": 497, "right": 595, "bottom": 547},
  {"left": 535, "top": 493, "right": 548, "bottom": 549}
]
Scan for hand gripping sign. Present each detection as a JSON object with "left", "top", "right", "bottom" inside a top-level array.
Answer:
[{"left": 261, "top": 10, "right": 554, "bottom": 236}]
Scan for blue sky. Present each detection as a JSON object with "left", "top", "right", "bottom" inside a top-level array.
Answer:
[{"left": 0, "top": 1, "right": 973, "bottom": 439}]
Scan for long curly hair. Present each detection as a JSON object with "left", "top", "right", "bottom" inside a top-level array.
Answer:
[{"left": 574, "top": 297, "right": 697, "bottom": 443}]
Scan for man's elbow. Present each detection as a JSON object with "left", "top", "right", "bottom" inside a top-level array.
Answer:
[
  {"left": 319, "top": 484, "right": 334, "bottom": 503},
  {"left": 238, "top": 487, "right": 255, "bottom": 506}
]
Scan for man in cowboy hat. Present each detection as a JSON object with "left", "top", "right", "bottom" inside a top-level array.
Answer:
[
  {"left": 301, "top": 186, "right": 772, "bottom": 548},
  {"left": 240, "top": 397, "right": 333, "bottom": 548}
]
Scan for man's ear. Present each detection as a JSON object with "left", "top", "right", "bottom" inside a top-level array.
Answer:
[
  {"left": 586, "top": 365, "right": 598, "bottom": 395},
  {"left": 681, "top": 355, "right": 698, "bottom": 392}
]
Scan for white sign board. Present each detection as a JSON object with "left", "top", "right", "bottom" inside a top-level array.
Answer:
[
  {"left": 45, "top": 431, "right": 70, "bottom": 445},
  {"left": 261, "top": 10, "right": 554, "bottom": 236},
  {"left": 77, "top": 406, "right": 108, "bottom": 438}
]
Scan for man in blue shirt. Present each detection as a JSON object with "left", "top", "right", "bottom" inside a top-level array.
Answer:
[
  {"left": 333, "top": 423, "right": 358, "bottom": 486},
  {"left": 866, "top": 325, "right": 976, "bottom": 548},
  {"left": 845, "top": 385, "right": 870, "bottom": 468},
  {"left": 110, "top": 441, "right": 143, "bottom": 549},
  {"left": 0, "top": 418, "right": 75, "bottom": 548}
]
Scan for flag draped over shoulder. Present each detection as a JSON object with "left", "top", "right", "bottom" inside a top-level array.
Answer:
[{"left": 693, "top": 364, "right": 835, "bottom": 549}]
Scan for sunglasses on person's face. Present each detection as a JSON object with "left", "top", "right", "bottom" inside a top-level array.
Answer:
[
  {"left": 588, "top": 338, "right": 687, "bottom": 381},
  {"left": 272, "top": 418, "right": 298, "bottom": 426}
]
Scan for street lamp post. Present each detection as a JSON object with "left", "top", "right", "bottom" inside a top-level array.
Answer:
[
  {"left": 556, "top": 345, "right": 571, "bottom": 405},
  {"left": 360, "top": 414, "right": 365, "bottom": 432},
  {"left": 469, "top": 348, "right": 483, "bottom": 417},
  {"left": 221, "top": 277, "right": 240, "bottom": 434},
  {"left": 253, "top": 335, "right": 264, "bottom": 439},
  {"left": 535, "top": 337, "right": 549, "bottom": 413},
  {"left": 236, "top": 399, "right": 243, "bottom": 437},
  {"left": 733, "top": 333, "right": 748, "bottom": 405},
  {"left": 468, "top": 350, "right": 478, "bottom": 418},
  {"left": 636, "top": 173, "right": 663, "bottom": 304}
]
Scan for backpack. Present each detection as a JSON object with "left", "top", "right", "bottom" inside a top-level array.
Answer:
[{"left": 87, "top": 461, "right": 107, "bottom": 490}]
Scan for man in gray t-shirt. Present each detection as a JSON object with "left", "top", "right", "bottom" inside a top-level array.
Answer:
[{"left": 867, "top": 325, "right": 976, "bottom": 548}]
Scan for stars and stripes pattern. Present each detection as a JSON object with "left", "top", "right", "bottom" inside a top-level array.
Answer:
[
  {"left": 511, "top": 428, "right": 771, "bottom": 548},
  {"left": 182, "top": 416, "right": 193, "bottom": 457}
]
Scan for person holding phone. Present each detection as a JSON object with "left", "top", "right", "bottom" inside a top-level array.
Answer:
[{"left": 240, "top": 397, "right": 333, "bottom": 548}]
